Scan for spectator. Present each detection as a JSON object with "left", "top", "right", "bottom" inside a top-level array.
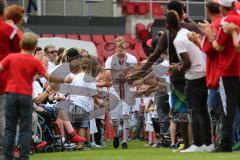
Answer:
[
  {"left": 0, "top": 32, "right": 70, "bottom": 160},
  {"left": 27, "top": 0, "right": 37, "bottom": 14},
  {"left": 200, "top": 0, "right": 240, "bottom": 152},
  {"left": 167, "top": 10, "right": 213, "bottom": 152},
  {"left": 0, "top": 0, "right": 21, "bottom": 157},
  {"left": 44, "top": 44, "right": 58, "bottom": 72}
]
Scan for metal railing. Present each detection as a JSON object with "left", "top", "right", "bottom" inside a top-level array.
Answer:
[{"left": 15, "top": 0, "right": 206, "bottom": 19}]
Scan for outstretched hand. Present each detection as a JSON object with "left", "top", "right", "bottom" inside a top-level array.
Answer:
[
  {"left": 127, "top": 70, "right": 145, "bottom": 84},
  {"left": 222, "top": 22, "right": 240, "bottom": 34},
  {"left": 199, "top": 20, "right": 216, "bottom": 42}
]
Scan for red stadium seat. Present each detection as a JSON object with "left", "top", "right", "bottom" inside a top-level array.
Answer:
[
  {"left": 152, "top": 3, "right": 164, "bottom": 17},
  {"left": 135, "top": 43, "right": 147, "bottom": 60},
  {"left": 136, "top": 23, "right": 146, "bottom": 34},
  {"left": 125, "top": 2, "right": 136, "bottom": 15},
  {"left": 137, "top": 3, "right": 149, "bottom": 15},
  {"left": 104, "top": 35, "right": 115, "bottom": 42},
  {"left": 125, "top": 49, "right": 140, "bottom": 62},
  {"left": 54, "top": 34, "right": 66, "bottom": 38},
  {"left": 66, "top": 34, "right": 79, "bottom": 40},
  {"left": 138, "top": 30, "right": 151, "bottom": 41},
  {"left": 41, "top": 34, "right": 53, "bottom": 38},
  {"left": 98, "top": 43, "right": 114, "bottom": 61},
  {"left": 92, "top": 35, "right": 105, "bottom": 45},
  {"left": 96, "top": 45, "right": 104, "bottom": 63},
  {"left": 79, "top": 34, "right": 92, "bottom": 41}
]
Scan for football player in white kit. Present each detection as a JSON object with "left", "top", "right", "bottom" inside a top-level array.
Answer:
[{"left": 105, "top": 37, "right": 137, "bottom": 149}]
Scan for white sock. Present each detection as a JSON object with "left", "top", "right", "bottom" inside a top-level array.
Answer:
[
  {"left": 122, "top": 118, "right": 130, "bottom": 143},
  {"left": 62, "top": 137, "right": 65, "bottom": 143}
]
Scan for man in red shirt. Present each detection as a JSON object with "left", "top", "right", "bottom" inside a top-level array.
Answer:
[
  {"left": 202, "top": 0, "right": 222, "bottom": 89},
  {"left": 0, "top": 32, "right": 67, "bottom": 160},
  {"left": 0, "top": 0, "right": 21, "bottom": 158},
  {"left": 201, "top": 0, "right": 240, "bottom": 152}
]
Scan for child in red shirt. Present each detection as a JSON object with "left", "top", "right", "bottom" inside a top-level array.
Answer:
[{"left": 0, "top": 32, "right": 65, "bottom": 160}]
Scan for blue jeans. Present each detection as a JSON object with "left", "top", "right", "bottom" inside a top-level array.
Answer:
[{"left": 4, "top": 93, "right": 32, "bottom": 160}]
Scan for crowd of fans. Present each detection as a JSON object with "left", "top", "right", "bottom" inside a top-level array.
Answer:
[{"left": 0, "top": 0, "right": 240, "bottom": 160}]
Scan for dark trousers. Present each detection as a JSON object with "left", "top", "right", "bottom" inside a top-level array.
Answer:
[
  {"left": 94, "top": 118, "right": 104, "bottom": 145},
  {"left": 27, "top": 0, "right": 37, "bottom": 13},
  {"left": 185, "top": 77, "right": 212, "bottom": 146},
  {"left": 0, "top": 95, "right": 5, "bottom": 160},
  {"left": 4, "top": 93, "right": 32, "bottom": 160},
  {"left": 219, "top": 76, "right": 240, "bottom": 148}
]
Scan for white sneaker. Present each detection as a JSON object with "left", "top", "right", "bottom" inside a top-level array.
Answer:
[
  {"left": 90, "top": 142, "right": 103, "bottom": 148},
  {"left": 144, "top": 143, "right": 153, "bottom": 147},
  {"left": 180, "top": 145, "right": 205, "bottom": 153},
  {"left": 202, "top": 144, "right": 215, "bottom": 152}
]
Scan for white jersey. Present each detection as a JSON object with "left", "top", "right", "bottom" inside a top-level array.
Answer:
[{"left": 105, "top": 53, "right": 137, "bottom": 99}]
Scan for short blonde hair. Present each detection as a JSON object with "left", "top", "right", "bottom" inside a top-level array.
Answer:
[
  {"left": 115, "top": 36, "right": 126, "bottom": 44},
  {"left": 20, "top": 32, "right": 38, "bottom": 51}
]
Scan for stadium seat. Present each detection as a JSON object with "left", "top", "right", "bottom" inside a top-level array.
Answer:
[
  {"left": 152, "top": 3, "right": 164, "bottom": 17},
  {"left": 41, "top": 34, "right": 54, "bottom": 38},
  {"left": 104, "top": 35, "right": 115, "bottom": 42},
  {"left": 92, "top": 35, "right": 105, "bottom": 45},
  {"left": 96, "top": 44, "right": 104, "bottom": 63},
  {"left": 66, "top": 34, "right": 79, "bottom": 40},
  {"left": 135, "top": 23, "right": 146, "bottom": 34},
  {"left": 125, "top": 2, "right": 136, "bottom": 15},
  {"left": 97, "top": 43, "right": 114, "bottom": 61},
  {"left": 137, "top": 3, "right": 149, "bottom": 15},
  {"left": 136, "top": 23, "right": 151, "bottom": 41},
  {"left": 135, "top": 43, "right": 147, "bottom": 60},
  {"left": 138, "top": 30, "right": 151, "bottom": 42},
  {"left": 79, "top": 34, "right": 92, "bottom": 41},
  {"left": 54, "top": 34, "right": 66, "bottom": 38}
]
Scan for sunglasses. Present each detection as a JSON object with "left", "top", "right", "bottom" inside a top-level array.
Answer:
[{"left": 48, "top": 50, "right": 57, "bottom": 54}]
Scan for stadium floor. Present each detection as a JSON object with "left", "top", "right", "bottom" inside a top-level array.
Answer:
[{"left": 31, "top": 141, "right": 240, "bottom": 160}]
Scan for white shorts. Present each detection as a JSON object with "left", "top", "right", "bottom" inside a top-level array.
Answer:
[
  {"left": 109, "top": 87, "right": 133, "bottom": 120},
  {"left": 145, "top": 123, "right": 154, "bottom": 132},
  {"left": 110, "top": 99, "right": 131, "bottom": 120}
]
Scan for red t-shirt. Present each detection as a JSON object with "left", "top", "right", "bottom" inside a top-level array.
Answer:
[
  {"left": 0, "top": 19, "right": 21, "bottom": 94},
  {"left": 216, "top": 10, "right": 240, "bottom": 77},
  {"left": 203, "top": 16, "right": 222, "bottom": 89},
  {"left": 0, "top": 53, "right": 47, "bottom": 96},
  {"left": 0, "top": 19, "right": 21, "bottom": 60}
]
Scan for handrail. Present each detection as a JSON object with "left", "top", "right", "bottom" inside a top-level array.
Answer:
[{"left": 23, "top": 0, "right": 206, "bottom": 17}]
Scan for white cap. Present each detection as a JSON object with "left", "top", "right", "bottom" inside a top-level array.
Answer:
[{"left": 218, "top": 0, "right": 236, "bottom": 7}]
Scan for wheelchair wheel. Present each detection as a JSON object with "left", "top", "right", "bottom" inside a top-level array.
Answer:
[{"left": 45, "top": 146, "right": 55, "bottom": 152}]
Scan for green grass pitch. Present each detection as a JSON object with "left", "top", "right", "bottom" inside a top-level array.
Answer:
[{"left": 31, "top": 141, "right": 240, "bottom": 160}]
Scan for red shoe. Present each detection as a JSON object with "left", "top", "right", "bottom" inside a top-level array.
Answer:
[
  {"left": 68, "top": 132, "right": 86, "bottom": 143},
  {"left": 36, "top": 141, "right": 47, "bottom": 149},
  {"left": 13, "top": 148, "right": 20, "bottom": 159}
]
